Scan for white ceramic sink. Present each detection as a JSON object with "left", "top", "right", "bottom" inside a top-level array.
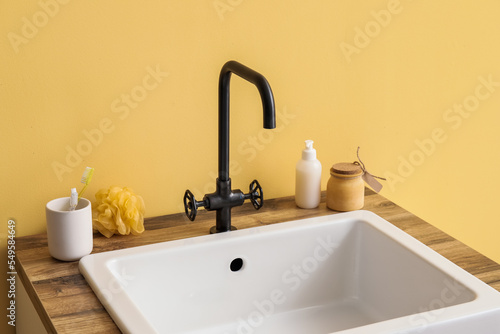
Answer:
[{"left": 79, "top": 211, "right": 500, "bottom": 333}]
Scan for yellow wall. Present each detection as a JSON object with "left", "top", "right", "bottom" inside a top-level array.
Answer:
[{"left": 1, "top": 1, "right": 500, "bottom": 332}]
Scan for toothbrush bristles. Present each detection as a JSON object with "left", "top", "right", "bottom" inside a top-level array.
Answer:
[{"left": 81, "top": 167, "right": 94, "bottom": 185}]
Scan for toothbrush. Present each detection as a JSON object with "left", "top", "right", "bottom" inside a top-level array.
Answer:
[
  {"left": 69, "top": 188, "right": 78, "bottom": 211},
  {"left": 68, "top": 167, "right": 94, "bottom": 211},
  {"left": 78, "top": 167, "right": 94, "bottom": 200}
]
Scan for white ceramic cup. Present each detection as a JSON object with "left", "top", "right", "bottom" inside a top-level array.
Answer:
[{"left": 46, "top": 197, "right": 93, "bottom": 261}]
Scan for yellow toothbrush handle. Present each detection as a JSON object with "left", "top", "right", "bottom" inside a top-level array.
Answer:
[{"left": 78, "top": 184, "right": 88, "bottom": 200}]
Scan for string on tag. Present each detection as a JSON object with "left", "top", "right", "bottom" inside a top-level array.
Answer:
[{"left": 353, "top": 147, "right": 385, "bottom": 193}]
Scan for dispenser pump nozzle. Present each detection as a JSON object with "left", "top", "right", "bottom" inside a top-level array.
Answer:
[{"left": 302, "top": 140, "right": 316, "bottom": 160}]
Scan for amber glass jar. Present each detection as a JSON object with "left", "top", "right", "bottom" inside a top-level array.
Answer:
[{"left": 327, "top": 162, "right": 364, "bottom": 211}]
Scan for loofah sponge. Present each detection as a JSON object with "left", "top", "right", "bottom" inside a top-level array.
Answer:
[{"left": 92, "top": 186, "right": 145, "bottom": 238}]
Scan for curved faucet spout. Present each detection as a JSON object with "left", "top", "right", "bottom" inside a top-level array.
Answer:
[{"left": 218, "top": 61, "right": 276, "bottom": 181}]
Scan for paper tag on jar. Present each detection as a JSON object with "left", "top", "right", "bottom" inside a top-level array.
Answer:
[{"left": 362, "top": 172, "right": 383, "bottom": 193}]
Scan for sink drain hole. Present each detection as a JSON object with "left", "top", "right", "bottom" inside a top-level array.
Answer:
[{"left": 230, "top": 258, "right": 244, "bottom": 272}]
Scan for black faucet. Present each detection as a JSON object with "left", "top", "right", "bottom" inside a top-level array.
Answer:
[{"left": 183, "top": 61, "right": 276, "bottom": 233}]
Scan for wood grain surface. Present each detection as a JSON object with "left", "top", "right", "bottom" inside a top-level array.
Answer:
[{"left": 16, "top": 189, "right": 500, "bottom": 333}]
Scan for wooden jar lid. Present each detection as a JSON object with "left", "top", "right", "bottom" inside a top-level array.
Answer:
[{"left": 330, "top": 162, "right": 363, "bottom": 175}]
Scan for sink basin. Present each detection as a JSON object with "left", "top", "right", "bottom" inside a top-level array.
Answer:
[{"left": 79, "top": 210, "right": 500, "bottom": 333}]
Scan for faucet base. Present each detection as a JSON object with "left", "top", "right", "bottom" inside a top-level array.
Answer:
[{"left": 210, "top": 225, "right": 237, "bottom": 234}]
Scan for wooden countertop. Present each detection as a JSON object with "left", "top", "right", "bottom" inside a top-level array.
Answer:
[{"left": 16, "top": 189, "right": 500, "bottom": 333}]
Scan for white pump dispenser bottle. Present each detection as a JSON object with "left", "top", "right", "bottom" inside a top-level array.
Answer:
[{"left": 295, "top": 140, "right": 322, "bottom": 209}]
